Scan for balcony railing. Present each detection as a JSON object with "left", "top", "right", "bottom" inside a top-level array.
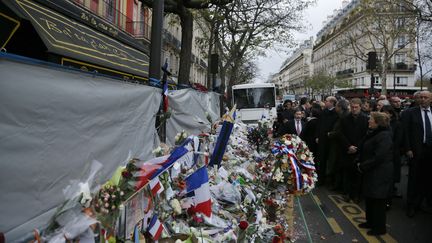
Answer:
[
  {"left": 126, "top": 21, "right": 151, "bottom": 39},
  {"left": 390, "top": 63, "right": 416, "bottom": 71},
  {"left": 73, "top": 0, "right": 150, "bottom": 39},
  {"left": 336, "top": 68, "right": 354, "bottom": 77},
  {"left": 163, "top": 30, "right": 181, "bottom": 50}
]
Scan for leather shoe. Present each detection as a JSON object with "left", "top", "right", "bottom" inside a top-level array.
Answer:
[
  {"left": 358, "top": 222, "right": 371, "bottom": 229},
  {"left": 367, "top": 230, "right": 386, "bottom": 236},
  {"left": 407, "top": 208, "right": 416, "bottom": 218}
]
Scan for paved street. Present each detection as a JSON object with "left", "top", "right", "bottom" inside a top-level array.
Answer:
[{"left": 291, "top": 165, "right": 432, "bottom": 242}]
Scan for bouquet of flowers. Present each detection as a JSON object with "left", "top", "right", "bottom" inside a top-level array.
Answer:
[
  {"left": 247, "top": 121, "right": 271, "bottom": 152},
  {"left": 270, "top": 134, "right": 317, "bottom": 195}
]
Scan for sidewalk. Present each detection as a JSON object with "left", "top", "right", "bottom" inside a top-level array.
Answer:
[{"left": 291, "top": 165, "right": 432, "bottom": 242}]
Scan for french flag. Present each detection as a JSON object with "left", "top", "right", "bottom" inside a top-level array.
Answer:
[
  {"left": 162, "top": 62, "right": 169, "bottom": 113},
  {"left": 185, "top": 167, "right": 212, "bottom": 217},
  {"left": 149, "top": 177, "right": 164, "bottom": 197},
  {"left": 147, "top": 214, "right": 164, "bottom": 241}
]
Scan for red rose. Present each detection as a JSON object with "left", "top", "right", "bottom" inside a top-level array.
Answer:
[
  {"left": 238, "top": 221, "right": 249, "bottom": 230},
  {"left": 121, "top": 170, "right": 131, "bottom": 178},
  {"left": 272, "top": 236, "right": 282, "bottom": 243}
]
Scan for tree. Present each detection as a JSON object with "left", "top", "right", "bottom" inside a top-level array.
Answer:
[
  {"left": 196, "top": 0, "right": 314, "bottom": 106},
  {"left": 335, "top": 0, "right": 417, "bottom": 95},
  {"left": 140, "top": 0, "right": 231, "bottom": 85},
  {"left": 398, "top": 0, "right": 432, "bottom": 89},
  {"left": 305, "top": 71, "right": 351, "bottom": 96}
]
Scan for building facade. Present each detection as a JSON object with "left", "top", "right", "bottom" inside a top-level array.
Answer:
[
  {"left": 276, "top": 38, "right": 314, "bottom": 95},
  {"left": 162, "top": 14, "right": 208, "bottom": 87},
  {"left": 313, "top": 0, "right": 417, "bottom": 98},
  {"left": 276, "top": 0, "right": 418, "bottom": 99},
  {"left": 1, "top": 0, "right": 208, "bottom": 87}
]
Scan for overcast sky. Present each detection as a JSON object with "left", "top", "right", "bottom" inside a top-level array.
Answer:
[{"left": 255, "top": 0, "right": 344, "bottom": 82}]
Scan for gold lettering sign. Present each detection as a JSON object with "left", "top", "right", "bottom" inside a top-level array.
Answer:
[{"left": 15, "top": 0, "right": 148, "bottom": 76}]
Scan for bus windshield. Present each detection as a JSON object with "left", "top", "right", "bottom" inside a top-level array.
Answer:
[{"left": 233, "top": 87, "right": 275, "bottom": 109}]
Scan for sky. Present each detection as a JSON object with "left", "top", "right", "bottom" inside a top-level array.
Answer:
[{"left": 255, "top": 0, "right": 345, "bottom": 82}]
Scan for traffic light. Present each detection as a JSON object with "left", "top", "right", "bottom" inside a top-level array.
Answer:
[
  {"left": 210, "top": 54, "right": 219, "bottom": 74},
  {"left": 367, "top": 51, "right": 377, "bottom": 70}
]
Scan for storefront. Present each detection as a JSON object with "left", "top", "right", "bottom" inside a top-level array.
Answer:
[{"left": 1, "top": 0, "right": 149, "bottom": 81}]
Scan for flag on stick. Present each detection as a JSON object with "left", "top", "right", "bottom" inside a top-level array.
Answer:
[
  {"left": 147, "top": 214, "right": 164, "bottom": 240},
  {"left": 149, "top": 177, "right": 164, "bottom": 197},
  {"left": 185, "top": 167, "right": 212, "bottom": 217}
]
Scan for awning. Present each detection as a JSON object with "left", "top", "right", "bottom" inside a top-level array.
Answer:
[{"left": 3, "top": 0, "right": 149, "bottom": 77}]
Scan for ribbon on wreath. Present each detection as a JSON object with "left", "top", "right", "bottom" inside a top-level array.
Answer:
[
  {"left": 271, "top": 142, "right": 289, "bottom": 156},
  {"left": 298, "top": 160, "right": 316, "bottom": 171},
  {"left": 287, "top": 150, "right": 303, "bottom": 191}
]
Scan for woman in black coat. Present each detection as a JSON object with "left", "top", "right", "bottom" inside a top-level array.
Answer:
[{"left": 356, "top": 112, "right": 393, "bottom": 236}]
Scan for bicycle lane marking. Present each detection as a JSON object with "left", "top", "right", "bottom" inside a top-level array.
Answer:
[
  {"left": 328, "top": 195, "right": 397, "bottom": 243},
  {"left": 310, "top": 193, "right": 343, "bottom": 234}
]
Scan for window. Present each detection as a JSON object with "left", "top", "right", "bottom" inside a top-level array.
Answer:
[
  {"left": 374, "top": 76, "right": 381, "bottom": 85},
  {"left": 396, "top": 18, "right": 405, "bottom": 28},
  {"left": 105, "top": 0, "right": 114, "bottom": 22},
  {"left": 397, "top": 35, "right": 406, "bottom": 48},
  {"left": 396, "top": 77, "right": 408, "bottom": 86},
  {"left": 395, "top": 53, "right": 406, "bottom": 64}
]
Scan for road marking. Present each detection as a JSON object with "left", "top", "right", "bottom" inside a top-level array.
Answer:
[
  {"left": 296, "top": 197, "right": 313, "bottom": 243},
  {"left": 328, "top": 195, "right": 398, "bottom": 243},
  {"left": 310, "top": 193, "right": 343, "bottom": 234}
]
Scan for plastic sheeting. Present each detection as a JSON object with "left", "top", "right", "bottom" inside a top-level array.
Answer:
[
  {"left": 0, "top": 58, "right": 161, "bottom": 241},
  {"left": 166, "top": 89, "right": 220, "bottom": 146}
]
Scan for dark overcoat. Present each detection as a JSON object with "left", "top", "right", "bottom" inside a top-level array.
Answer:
[{"left": 358, "top": 127, "right": 394, "bottom": 199}]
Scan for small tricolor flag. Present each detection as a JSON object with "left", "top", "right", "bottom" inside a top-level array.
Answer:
[
  {"left": 147, "top": 214, "right": 164, "bottom": 241},
  {"left": 149, "top": 177, "right": 164, "bottom": 197},
  {"left": 162, "top": 62, "right": 169, "bottom": 113},
  {"left": 185, "top": 167, "right": 212, "bottom": 217}
]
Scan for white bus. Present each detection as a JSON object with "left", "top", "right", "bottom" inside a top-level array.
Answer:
[{"left": 232, "top": 83, "right": 277, "bottom": 123}]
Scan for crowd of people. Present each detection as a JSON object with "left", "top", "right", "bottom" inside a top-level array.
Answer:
[{"left": 273, "top": 91, "right": 432, "bottom": 236}]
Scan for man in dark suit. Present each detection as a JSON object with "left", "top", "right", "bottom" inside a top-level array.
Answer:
[
  {"left": 279, "top": 109, "right": 304, "bottom": 136},
  {"left": 404, "top": 91, "right": 432, "bottom": 217},
  {"left": 315, "top": 96, "right": 338, "bottom": 185},
  {"left": 339, "top": 98, "right": 369, "bottom": 201},
  {"left": 289, "top": 109, "right": 305, "bottom": 136}
]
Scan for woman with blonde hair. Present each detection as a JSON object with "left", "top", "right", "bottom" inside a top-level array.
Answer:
[{"left": 356, "top": 112, "right": 393, "bottom": 236}]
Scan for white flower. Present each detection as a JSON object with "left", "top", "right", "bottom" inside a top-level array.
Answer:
[
  {"left": 273, "top": 169, "right": 284, "bottom": 182},
  {"left": 170, "top": 199, "right": 182, "bottom": 215},
  {"left": 152, "top": 146, "right": 162, "bottom": 155},
  {"left": 300, "top": 154, "right": 307, "bottom": 160}
]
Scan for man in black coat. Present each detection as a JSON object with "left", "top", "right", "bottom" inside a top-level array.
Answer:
[
  {"left": 299, "top": 97, "right": 311, "bottom": 119},
  {"left": 339, "top": 98, "right": 369, "bottom": 201},
  {"left": 315, "top": 96, "right": 338, "bottom": 185},
  {"left": 403, "top": 90, "right": 432, "bottom": 217}
]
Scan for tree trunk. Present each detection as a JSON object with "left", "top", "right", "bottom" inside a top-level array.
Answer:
[
  {"left": 227, "top": 62, "right": 241, "bottom": 108},
  {"left": 381, "top": 59, "right": 388, "bottom": 95},
  {"left": 206, "top": 20, "right": 215, "bottom": 89},
  {"left": 178, "top": 9, "right": 193, "bottom": 86}
]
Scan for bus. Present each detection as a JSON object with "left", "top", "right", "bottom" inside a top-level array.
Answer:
[{"left": 232, "top": 83, "right": 277, "bottom": 123}]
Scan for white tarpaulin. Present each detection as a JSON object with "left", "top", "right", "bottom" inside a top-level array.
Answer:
[
  {"left": 0, "top": 58, "right": 161, "bottom": 241},
  {"left": 166, "top": 89, "right": 220, "bottom": 146}
]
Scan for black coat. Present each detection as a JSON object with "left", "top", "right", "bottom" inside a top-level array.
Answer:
[
  {"left": 279, "top": 119, "right": 304, "bottom": 136},
  {"left": 390, "top": 118, "right": 403, "bottom": 182},
  {"left": 358, "top": 127, "right": 394, "bottom": 199},
  {"left": 301, "top": 117, "right": 318, "bottom": 155},
  {"left": 403, "top": 106, "right": 429, "bottom": 157},
  {"left": 316, "top": 108, "right": 338, "bottom": 140},
  {"left": 339, "top": 113, "right": 369, "bottom": 151}
]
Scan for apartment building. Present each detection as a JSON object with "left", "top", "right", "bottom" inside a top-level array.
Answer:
[
  {"left": 276, "top": 0, "right": 418, "bottom": 98},
  {"left": 162, "top": 14, "right": 208, "bottom": 87},
  {"left": 313, "top": 0, "right": 417, "bottom": 98},
  {"left": 276, "top": 38, "right": 314, "bottom": 95}
]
